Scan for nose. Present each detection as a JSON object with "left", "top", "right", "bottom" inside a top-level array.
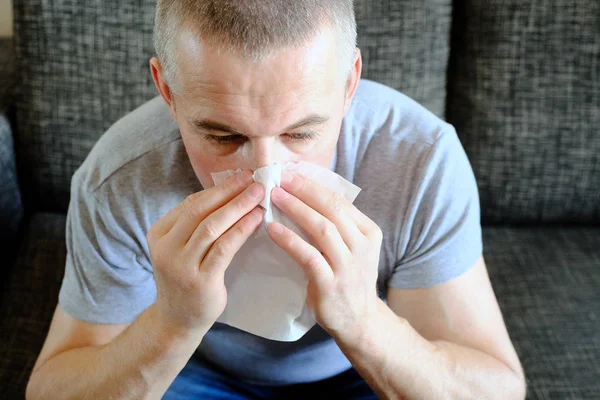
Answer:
[{"left": 251, "top": 137, "right": 288, "bottom": 170}]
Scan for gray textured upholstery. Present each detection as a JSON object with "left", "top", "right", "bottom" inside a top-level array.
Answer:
[
  {"left": 13, "top": 1, "right": 158, "bottom": 213},
  {"left": 447, "top": 0, "right": 600, "bottom": 224},
  {"left": 0, "top": 213, "right": 66, "bottom": 399},
  {"left": 355, "top": 0, "right": 451, "bottom": 118},
  {"left": 12, "top": 0, "right": 451, "bottom": 213},
  {"left": 0, "top": 39, "right": 14, "bottom": 111},
  {"left": 483, "top": 227, "right": 600, "bottom": 398}
]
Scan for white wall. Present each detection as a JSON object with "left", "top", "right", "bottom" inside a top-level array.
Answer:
[{"left": 0, "top": 0, "right": 13, "bottom": 37}]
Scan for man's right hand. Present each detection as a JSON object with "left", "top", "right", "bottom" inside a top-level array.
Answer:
[
  {"left": 27, "top": 171, "right": 264, "bottom": 400},
  {"left": 146, "top": 170, "right": 264, "bottom": 336}
]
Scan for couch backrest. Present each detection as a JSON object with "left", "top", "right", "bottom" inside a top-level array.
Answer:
[
  {"left": 13, "top": 1, "right": 158, "bottom": 213},
  {"left": 447, "top": 0, "right": 600, "bottom": 224},
  {"left": 13, "top": 0, "right": 451, "bottom": 214}
]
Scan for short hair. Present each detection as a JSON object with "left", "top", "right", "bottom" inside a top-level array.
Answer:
[{"left": 153, "top": 0, "right": 357, "bottom": 93}]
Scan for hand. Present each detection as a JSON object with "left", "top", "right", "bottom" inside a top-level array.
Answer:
[
  {"left": 267, "top": 171, "right": 383, "bottom": 341},
  {"left": 147, "top": 171, "right": 265, "bottom": 336}
]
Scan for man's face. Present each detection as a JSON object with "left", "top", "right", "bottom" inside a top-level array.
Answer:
[{"left": 151, "top": 26, "right": 361, "bottom": 189}]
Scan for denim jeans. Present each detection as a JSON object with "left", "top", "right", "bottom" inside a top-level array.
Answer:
[{"left": 163, "top": 357, "right": 378, "bottom": 400}]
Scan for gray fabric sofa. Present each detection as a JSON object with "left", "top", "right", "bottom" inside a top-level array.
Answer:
[{"left": 1, "top": 1, "right": 598, "bottom": 399}]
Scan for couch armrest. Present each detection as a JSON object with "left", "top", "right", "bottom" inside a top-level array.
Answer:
[
  {"left": 0, "top": 38, "right": 23, "bottom": 261},
  {"left": 0, "top": 39, "right": 15, "bottom": 112},
  {"left": 0, "top": 115, "right": 23, "bottom": 257}
]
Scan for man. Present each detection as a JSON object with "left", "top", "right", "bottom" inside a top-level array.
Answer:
[{"left": 26, "top": 1, "right": 526, "bottom": 399}]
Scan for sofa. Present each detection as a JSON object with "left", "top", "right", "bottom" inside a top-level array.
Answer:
[{"left": 0, "top": 0, "right": 598, "bottom": 398}]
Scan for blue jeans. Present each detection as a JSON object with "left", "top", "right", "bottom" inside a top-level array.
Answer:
[{"left": 163, "top": 357, "right": 378, "bottom": 400}]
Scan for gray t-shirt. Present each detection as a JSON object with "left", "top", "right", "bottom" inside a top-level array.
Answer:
[{"left": 59, "top": 79, "right": 482, "bottom": 385}]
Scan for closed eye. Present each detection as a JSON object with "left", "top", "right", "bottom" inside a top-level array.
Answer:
[
  {"left": 286, "top": 132, "right": 317, "bottom": 141},
  {"left": 203, "top": 132, "right": 318, "bottom": 145},
  {"left": 203, "top": 134, "right": 246, "bottom": 144}
]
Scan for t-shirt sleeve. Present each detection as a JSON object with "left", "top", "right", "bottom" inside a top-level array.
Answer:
[
  {"left": 58, "top": 175, "right": 157, "bottom": 324},
  {"left": 388, "top": 127, "right": 483, "bottom": 289}
]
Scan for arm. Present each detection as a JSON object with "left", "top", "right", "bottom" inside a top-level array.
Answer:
[
  {"left": 267, "top": 172, "right": 525, "bottom": 400},
  {"left": 26, "top": 305, "right": 202, "bottom": 400},
  {"left": 334, "top": 256, "right": 526, "bottom": 400},
  {"left": 27, "top": 171, "right": 265, "bottom": 400}
]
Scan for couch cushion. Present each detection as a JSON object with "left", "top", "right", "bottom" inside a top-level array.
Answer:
[
  {"left": 355, "top": 0, "right": 451, "bottom": 118},
  {"left": 447, "top": 0, "right": 600, "bottom": 224},
  {"left": 0, "top": 213, "right": 66, "bottom": 399},
  {"left": 13, "top": 1, "right": 452, "bottom": 213},
  {"left": 483, "top": 226, "right": 600, "bottom": 399}
]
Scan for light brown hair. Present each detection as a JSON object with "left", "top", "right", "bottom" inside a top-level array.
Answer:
[{"left": 154, "top": 0, "right": 357, "bottom": 92}]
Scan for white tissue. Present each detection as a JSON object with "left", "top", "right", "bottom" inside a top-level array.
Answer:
[{"left": 210, "top": 161, "right": 361, "bottom": 341}]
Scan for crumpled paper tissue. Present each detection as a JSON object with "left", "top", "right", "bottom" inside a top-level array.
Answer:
[{"left": 210, "top": 161, "right": 361, "bottom": 341}]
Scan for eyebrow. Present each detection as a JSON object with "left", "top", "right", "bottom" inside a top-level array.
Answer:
[{"left": 192, "top": 114, "right": 330, "bottom": 136}]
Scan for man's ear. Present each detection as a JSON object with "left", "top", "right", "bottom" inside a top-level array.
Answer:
[
  {"left": 343, "top": 48, "right": 363, "bottom": 116},
  {"left": 150, "top": 57, "right": 177, "bottom": 120}
]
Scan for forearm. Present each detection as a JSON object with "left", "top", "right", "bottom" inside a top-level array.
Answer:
[
  {"left": 26, "top": 305, "right": 203, "bottom": 400},
  {"left": 335, "top": 299, "right": 525, "bottom": 400}
]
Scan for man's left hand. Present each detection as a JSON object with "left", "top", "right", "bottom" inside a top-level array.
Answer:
[{"left": 267, "top": 170, "right": 383, "bottom": 341}]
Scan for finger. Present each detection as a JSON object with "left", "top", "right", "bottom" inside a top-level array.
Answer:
[
  {"left": 200, "top": 207, "right": 264, "bottom": 277},
  {"left": 185, "top": 182, "right": 265, "bottom": 261},
  {"left": 268, "top": 221, "right": 334, "bottom": 287},
  {"left": 279, "top": 171, "right": 368, "bottom": 245},
  {"left": 271, "top": 186, "right": 350, "bottom": 270},
  {"left": 148, "top": 201, "right": 185, "bottom": 240},
  {"left": 166, "top": 170, "right": 254, "bottom": 247}
]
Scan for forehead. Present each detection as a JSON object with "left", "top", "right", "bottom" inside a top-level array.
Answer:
[{"left": 173, "top": 28, "right": 342, "bottom": 122}]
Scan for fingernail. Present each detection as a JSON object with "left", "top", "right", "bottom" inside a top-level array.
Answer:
[
  {"left": 252, "top": 207, "right": 265, "bottom": 223},
  {"left": 281, "top": 170, "right": 294, "bottom": 185},
  {"left": 247, "top": 183, "right": 264, "bottom": 199},
  {"left": 238, "top": 170, "right": 254, "bottom": 185},
  {"left": 270, "top": 222, "right": 284, "bottom": 234},
  {"left": 272, "top": 186, "right": 289, "bottom": 200}
]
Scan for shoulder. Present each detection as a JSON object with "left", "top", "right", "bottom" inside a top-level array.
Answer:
[
  {"left": 69, "top": 96, "right": 198, "bottom": 236},
  {"left": 341, "top": 82, "right": 480, "bottom": 291},
  {"left": 339, "top": 79, "right": 472, "bottom": 249},
  {"left": 337, "top": 79, "right": 457, "bottom": 186},
  {"left": 349, "top": 79, "right": 453, "bottom": 146},
  {"left": 73, "top": 96, "right": 184, "bottom": 192}
]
